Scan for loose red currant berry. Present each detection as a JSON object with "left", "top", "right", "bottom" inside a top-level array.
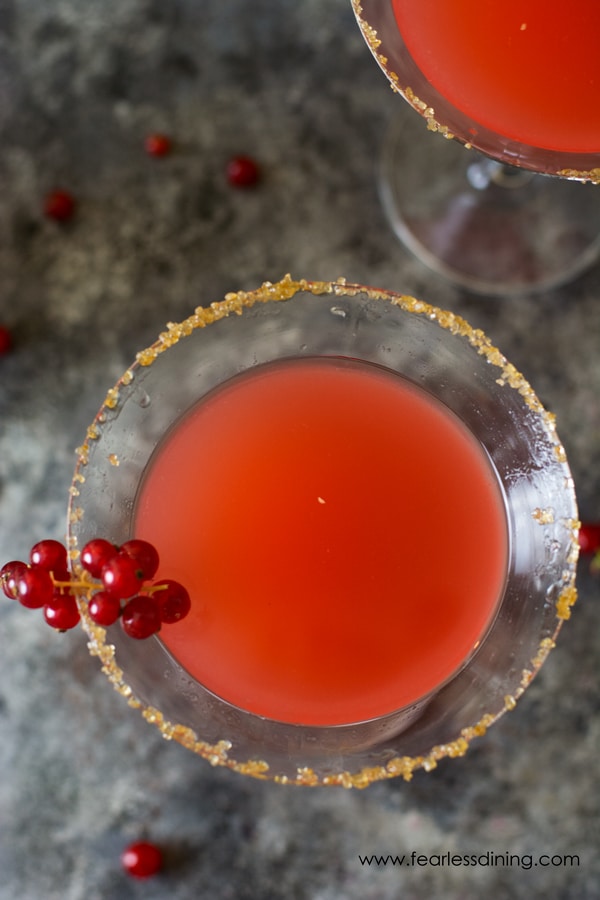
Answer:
[
  {"left": 121, "top": 840, "right": 163, "bottom": 879},
  {"left": 144, "top": 133, "right": 172, "bottom": 157},
  {"left": 80, "top": 539, "right": 118, "bottom": 578},
  {"left": 17, "top": 567, "right": 54, "bottom": 609},
  {"left": 121, "top": 595, "right": 161, "bottom": 639},
  {"left": 579, "top": 522, "right": 600, "bottom": 554},
  {"left": 30, "top": 539, "right": 68, "bottom": 573},
  {"left": 43, "top": 592, "right": 80, "bottom": 631},
  {"left": 153, "top": 579, "right": 191, "bottom": 624},
  {"left": 120, "top": 539, "right": 159, "bottom": 580},
  {"left": 44, "top": 189, "right": 76, "bottom": 222},
  {"left": 0, "top": 325, "right": 12, "bottom": 355},
  {"left": 102, "top": 554, "right": 144, "bottom": 599},
  {"left": 88, "top": 590, "right": 122, "bottom": 626},
  {"left": 1, "top": 561, "right": 28, "bottom": 599},
  {"left": 226, "top": 155, "right": 260, "bottom": 187}
]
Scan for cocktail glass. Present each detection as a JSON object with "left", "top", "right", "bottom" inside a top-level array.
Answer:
[
  {"left": 351, "top": 0, "right": 600, "bottom": 294},
  {"left": 67, "top": 276, "right": 578, "bottom": 787}
]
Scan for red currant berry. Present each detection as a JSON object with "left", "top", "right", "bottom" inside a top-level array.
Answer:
[
  {"left": 226, "top": 155, "right": 260, "bottom": 187},
  {"left": 80, "top": 539, "right": 118, "bottom": 578},
  {"left": 120, "top": 539, "right": 159, "bottom": 580},
  {"left": 102, "top": 554, "right": 144, "bottom": 599},
  {"left": 144, "top": 133, "right": 172, "bottom": 157},
  {"left": 121, "top": 840, "right": 163, "bottom": 879},
  {"left": 579, "top": 522, "right": 600, "bottom": 554},
  {"left": 44, "top": 189, "right": 76, "bottom": 222},
  {"left": 1, "top": 561, "right": 28, "bottom": 599},
  {"left": 0, "top": 325, "right": 12, "bottom": 355},
  {"left": 43, "top": 592, "right": 80, "bottom": 631},
  {"left": 16, "top": 567, "right": 54, "bottom": 609},
  {"left": 87, "top": 590, "right": 122, "bottom": 626},
  {"left": 153, "top": 580, "right": 191, "bottom": 624},
  {"left": 30, "top": 539, "right": 68, "bottom": 573},
  {"left": 121, "top": 595, "right": 161, "bottom": 639}
]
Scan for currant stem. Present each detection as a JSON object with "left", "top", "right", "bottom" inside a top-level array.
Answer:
[
  {"left": 53, "top": 577, "right": 94, "bottom": 591},
  {"left": 52, "top": 575, "right": 169, "bottom": 596},
  {"left": 145, "top": 583, "right": 169, "bottom": 595}
]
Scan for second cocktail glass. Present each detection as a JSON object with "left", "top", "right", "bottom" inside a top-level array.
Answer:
[{"left": 352, "top": 0, "right": 600, "bottom": 294}]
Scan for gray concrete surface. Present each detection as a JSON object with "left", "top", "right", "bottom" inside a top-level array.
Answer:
[{"left": 0, "top": 2, "right": 598, "bottom": 898}]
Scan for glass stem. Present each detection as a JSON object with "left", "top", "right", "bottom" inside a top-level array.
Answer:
[{"left": 467, "top": 157, "right": 535, "bottom": 191}]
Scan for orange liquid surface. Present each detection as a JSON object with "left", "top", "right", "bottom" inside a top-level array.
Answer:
[
  {"left": 392, "top": 0, "right": 600, "bottom": 153},
  {"left": 134, "top": 358, "right": 508, "bottom": 725}
]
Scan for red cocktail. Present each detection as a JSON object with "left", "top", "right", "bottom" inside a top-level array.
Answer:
[
  {"left": 392, "top": 1, "right": 600, "bottom": 155},
  {"left": 68, "top": 277, "right": 578, "bottom": 785}
]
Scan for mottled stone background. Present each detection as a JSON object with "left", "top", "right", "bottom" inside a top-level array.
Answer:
[{"left": 0, "top": 2, "right": 598, "bottom": 898}]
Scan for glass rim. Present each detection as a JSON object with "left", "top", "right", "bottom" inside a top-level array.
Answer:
[{"left": 67, "top": 275, "right": 579, "bottom": 787}]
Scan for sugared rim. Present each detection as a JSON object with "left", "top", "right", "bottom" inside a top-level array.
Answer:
[
  {"left": 350, "top": 0, "right": 456, "bottom": 142},
  {"left": 67, "top": 275, "right": 579, "bottom": 787}
]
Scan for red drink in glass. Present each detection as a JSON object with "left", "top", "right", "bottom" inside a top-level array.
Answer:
[
  {"left": 134, "top": 356, "right": 508, "bottom": 725},
  {"left": 391, "top": 0, "right": 600, "bottom": 153}
]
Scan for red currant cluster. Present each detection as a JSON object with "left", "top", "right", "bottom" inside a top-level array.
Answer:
[
  {"left": 1, "top": 540, "right": 79, "bottom": 630},
  {"left": 1, "top": 537, "right": 190, "bottom": 639}
]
